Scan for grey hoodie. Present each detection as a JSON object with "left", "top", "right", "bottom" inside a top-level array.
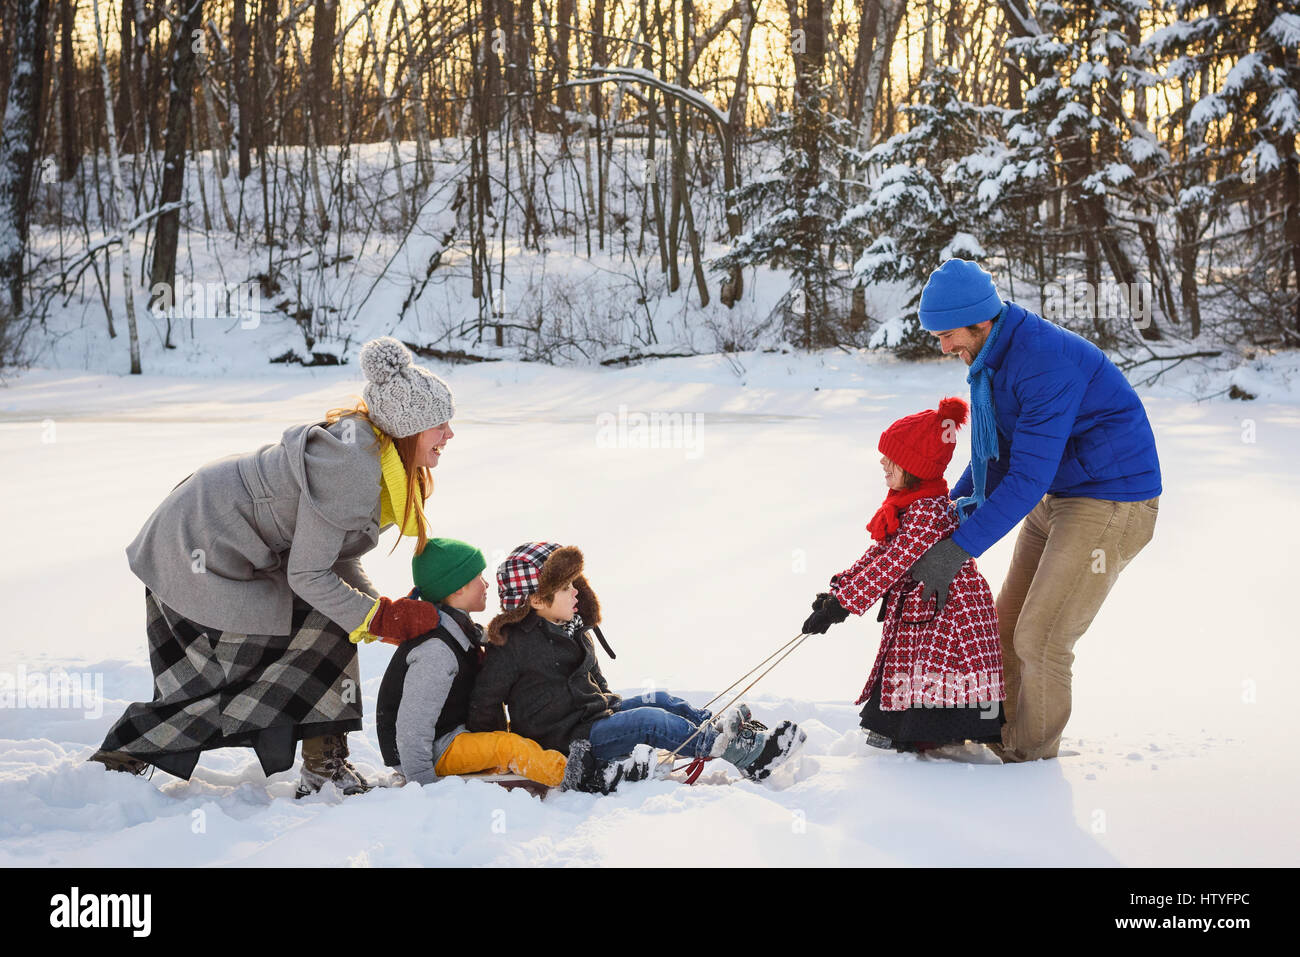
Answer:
[{"left": 125, "top": 416, "right": 385, "bottom": 636}]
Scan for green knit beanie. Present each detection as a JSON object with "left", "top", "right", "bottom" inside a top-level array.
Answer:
[{"left": 412, "top": 538, "right": 487, "bottom": 602}]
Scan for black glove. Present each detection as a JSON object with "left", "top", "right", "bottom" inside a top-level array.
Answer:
[
  {"left": 810, "top": 592, "right": 835, "bottom": 612},
  {"left": 802, "top": 594, "right": 851, "bottom": 635},
  {"left": 906, "top": 537, "right": 971, "bottom": 614}
]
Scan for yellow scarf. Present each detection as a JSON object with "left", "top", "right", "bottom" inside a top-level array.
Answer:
[{"left": 372, "top": 426, "right": 421, "bottom": 536}]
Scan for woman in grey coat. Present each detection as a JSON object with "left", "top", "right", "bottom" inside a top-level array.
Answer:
[{"left": 89, "top": 338, "right": 455, "bottom": 798}]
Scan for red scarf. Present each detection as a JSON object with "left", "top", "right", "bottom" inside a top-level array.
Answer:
[{"left": 866, "top": 477, "right": 950, "bottom": 542}]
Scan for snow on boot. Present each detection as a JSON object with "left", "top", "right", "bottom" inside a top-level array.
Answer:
[
  {"left": 709, "top": 707, "right": 767, "bottom": 772},
  {"left": 742, "top": 720, "right": 808, "bottom": 781},
  {"left": 561, "top": 740, "right": 652, "bottom": 794},
  {"left": 561, "top": 739, "right": 618, "bottom": 794},
  {"left": 601, "top": 743, "right": 653, "bottom": 792},
  {"left": 295, "top": 733, "right": 372, "bottom": 799}
]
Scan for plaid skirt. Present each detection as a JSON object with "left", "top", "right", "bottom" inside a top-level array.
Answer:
[
  {"left": 858, "top": 672, "right": 1005, "bottom": 750},
  {"left": 98, "top": 587, "right": 363, "bottom": 780}
]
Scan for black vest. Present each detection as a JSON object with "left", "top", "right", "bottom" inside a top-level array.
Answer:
[{"left": 375, "top": 608, "right": 482, "bottom": 769}]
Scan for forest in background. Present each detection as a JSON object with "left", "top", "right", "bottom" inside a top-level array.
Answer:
[{"left": 0, "top": 0, "right": 1296, "bottom": 376}]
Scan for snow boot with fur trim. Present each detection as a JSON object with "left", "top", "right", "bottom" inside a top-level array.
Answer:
[
  {"left": 295, "top": 734, "right": 372, "bottom": 799},
  {"left": 87, "top": 749, "right": 152, "bottom": 777}
]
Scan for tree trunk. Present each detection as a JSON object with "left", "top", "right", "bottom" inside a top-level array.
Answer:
[
  {"left": 480, "top": 0, "right": 503, "bottom": 129},
  {"left": 1283, "top": 140, "right": 1300, "bottom": 335},
  {"left": 556, "top": 0, "right": 574, "bottom": 133},
  {"left": 788, "top": 0, "right": 827, "bottom": 346},
  {"left": 721, "top": 0, "right": 756, "bottom": 306},
  {"left": 642, "top": 0, "right": 669, "bottom": 277},
  {"left": 91, "top": 0, "right": 142, "bottom": 372},
  {"left": 310, "top": 0, "right": 337, "bottom": 146},
  {"left": 847, "top": 0, "right": 881, "bottom": 129},
  {"left": 0, "top": 0, "right": 51, "bottom": 353},
  {"left": 233, "top": 0, "right": 251, "bottom": 178},
  {"left": 1123, "top": 16, "right": 1169, "bottom": 339},
  {"left": 58, "top": 0, "right": 79, "bottom": 181},
  {"left": 116, "top": 0, "right": 136, "bottom": 153},
  {"left": 149, "top": 0, "right": 205, "bottom": 294},
  {"left": 848, "top": 0, "right": 902, "bottom": 331}
]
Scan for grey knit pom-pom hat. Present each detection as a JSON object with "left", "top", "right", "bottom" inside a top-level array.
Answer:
[{"left": 359, "top": 337, "right": 455, "bottom": 438}]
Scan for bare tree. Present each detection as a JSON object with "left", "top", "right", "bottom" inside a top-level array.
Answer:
[
  {"left": 0, "top": 0, "right": 50, "bottom": 365},
  {"left": 149, "top": 0, "right": 205, "bottom": 295},
  {"left": 91, "top": 0, "right": 141, "bottom": 372}
]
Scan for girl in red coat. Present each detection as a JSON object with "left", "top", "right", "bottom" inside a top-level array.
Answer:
[{"left": 801, "top": 397, "right": 1005, "bottom": 754}]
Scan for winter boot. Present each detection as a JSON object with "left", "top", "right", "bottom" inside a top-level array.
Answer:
[
  {"left": 87, "top": 749, "right": 152, "bottom": 777},
  {"left": 863, "top": 730, "right": 894, "bottom": 750},
  {"left": 560, "top": 740, "right": 651, "bottom": 795},
  {"left": 735, "top": 702, "right": 767, "bottom": 732},
  {"left": 709, "top": 707, "right": 768, "bottom": 773},
  {"left": 743, "top": 720, "right": 808, "bottom": 781},
  {"left": 603, "top": 744, "right": 653, "bottom": 790},
  {"left": 560, "top": 739, "right": 598, "bottom": 792},
  {"left": 295, "top": 733, "right": 372, "bottom": 799}
]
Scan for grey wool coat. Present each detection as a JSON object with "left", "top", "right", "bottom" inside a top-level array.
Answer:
[{"left": 125, "top": 416, "right": 387, "bottom": 637}]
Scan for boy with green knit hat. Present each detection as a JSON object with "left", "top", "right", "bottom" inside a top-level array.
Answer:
[{"left": 374, "top": 537, "right": 569, "bottom": 788}]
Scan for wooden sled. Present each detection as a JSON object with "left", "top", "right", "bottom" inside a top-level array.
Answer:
[{"left": 457, "top": 771, "right": 551, "bottom": 799}]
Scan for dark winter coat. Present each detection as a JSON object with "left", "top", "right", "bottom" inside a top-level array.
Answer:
[
  {"left": 832, "top": 496, "right": 1003, "bottom": 711},
  {"left": 466, "top": 610, "right": 620, "bottom": 753},
  {"left": 950, "top": 301, "right": 1162, "bottom": 558}
]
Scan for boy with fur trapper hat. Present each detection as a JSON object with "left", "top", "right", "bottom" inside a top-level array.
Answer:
[
  {"left": 466, "top": 542, "right": 807, "bottom": 785},
  {"left": 375, "top": 537, "right": 573, "bottom": 789}
]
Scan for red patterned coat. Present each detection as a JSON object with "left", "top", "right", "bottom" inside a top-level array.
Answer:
[{"left": 830, "top": 496, "right": 1004, "bottom": 710}]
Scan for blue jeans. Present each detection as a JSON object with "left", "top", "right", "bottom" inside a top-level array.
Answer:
[{"left": 588, "top": 691, "right": 715, "bottom": 761}]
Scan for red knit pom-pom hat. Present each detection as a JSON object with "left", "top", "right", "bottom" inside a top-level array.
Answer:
[{"left": 877, "top": 397, "right": 970, "bottom": 480}]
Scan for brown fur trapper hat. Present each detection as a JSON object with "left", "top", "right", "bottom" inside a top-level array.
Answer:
[{"left": 487, "top": 542, "right": 601, "bottom": 646}]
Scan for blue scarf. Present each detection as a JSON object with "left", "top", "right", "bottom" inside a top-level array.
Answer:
[{"left": 955, "top": 303, "right": 1007, "bottom": 523}]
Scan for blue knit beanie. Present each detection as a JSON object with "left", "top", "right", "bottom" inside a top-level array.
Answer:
[{"left": 918, "top": 259, "right": 1003, "bottom": 331}]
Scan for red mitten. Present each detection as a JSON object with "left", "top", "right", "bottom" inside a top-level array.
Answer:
[{"left": 369, "top": 597, "right": 440, "bottom": 644}]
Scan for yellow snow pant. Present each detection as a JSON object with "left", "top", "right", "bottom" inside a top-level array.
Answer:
[{"left": 435, "top": 731, "right": 567, "bottom": 787}]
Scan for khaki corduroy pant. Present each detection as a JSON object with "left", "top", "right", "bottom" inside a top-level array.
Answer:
[{"left": 994, "top": 495, "right": 1159, "bottom": 762}]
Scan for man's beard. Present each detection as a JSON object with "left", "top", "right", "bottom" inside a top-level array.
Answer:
[{"left": 964, "top": 328, "right": 991, "bottom": 364}]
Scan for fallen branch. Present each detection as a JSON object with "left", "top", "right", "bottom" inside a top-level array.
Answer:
[
  {"left": 1117, "top": 349, "right": 1223, "bottom": 371},
  {"left": 401, "top": 342, "right": 503, "bottom": 364},
  {"left": 600, "top": 351, "right": 696, "bottom": 367}
]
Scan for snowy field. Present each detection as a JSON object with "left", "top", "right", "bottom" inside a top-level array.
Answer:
[{"left": 1, "top": 348, "right": 1297, "bottom": 866}]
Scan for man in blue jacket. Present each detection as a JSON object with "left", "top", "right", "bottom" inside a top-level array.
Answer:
[{"left": 907, "top": 259, "right": 1161, "bottom": 762}]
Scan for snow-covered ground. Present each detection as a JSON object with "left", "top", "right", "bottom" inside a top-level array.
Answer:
[{"left": 1, "top": 348, "right": 1296, "bottom": 866}]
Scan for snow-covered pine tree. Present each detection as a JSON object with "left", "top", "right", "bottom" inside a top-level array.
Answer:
[
  {"left": 1149, "top": 0, "right": 1300, "bottom": 341},
  {"left": 710, "top": 91, "right": 853, "bottom": 348},
  {"left": 837, "top": 64, "right": 1010, "bottom": 356},
  {"left": 712, "top": 0, "right": 849, "bottom": 349},
  {"left": 997, "top": 0, "right": 1157, "bottom": 347}
]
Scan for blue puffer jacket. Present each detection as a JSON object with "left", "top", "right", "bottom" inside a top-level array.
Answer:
[{"left": 950, "top": 301, "right": 1162, "bottom": 558}]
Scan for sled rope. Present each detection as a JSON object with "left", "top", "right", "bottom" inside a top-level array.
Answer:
[
  {"left": 699, "top": 632, "right": 807, "bottom": 712},
  {"left": 657, "top": 632, "right": 811, "bottom": 772}
]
